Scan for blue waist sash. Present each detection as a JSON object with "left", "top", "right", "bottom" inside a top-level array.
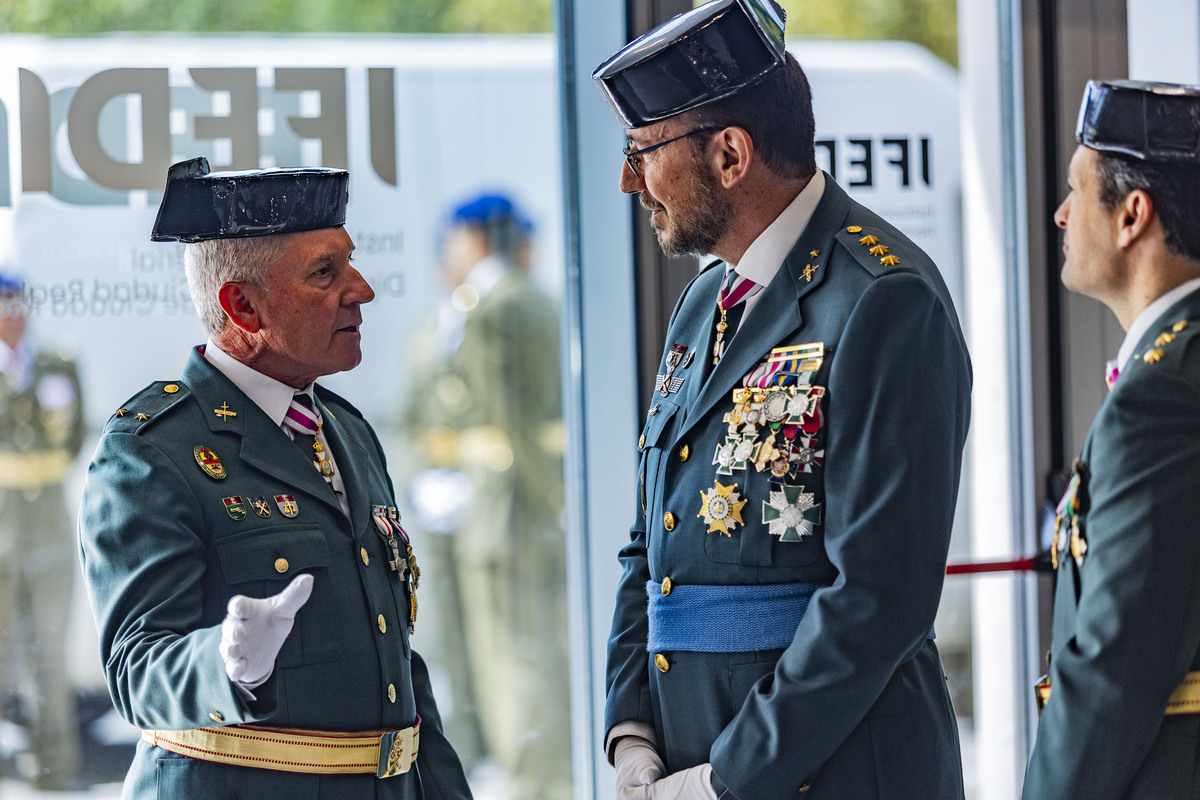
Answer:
[{"left": 645, "top": 580, "right": 830, "bottom": 653}]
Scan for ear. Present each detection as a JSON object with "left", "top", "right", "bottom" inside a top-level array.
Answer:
[
  {"left": 712, "top": 126, "right": 755, "bottom": 189},
  {"left": 1116, "top": 189, "right": 1154, "bottom": 249},
  {"left": 217, "top": 282, "right": 262, "bottom": 334}
]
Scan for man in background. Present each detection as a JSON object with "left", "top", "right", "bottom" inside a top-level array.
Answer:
[
  {"left": 400, "top": 192, "right": 569, "bottom": 800},
  {"left": 0, "top": 271, "right": 85, "bottom": 791},
  {"left": 1023, "top": 80, "right": 1200, "bottom": 799}
]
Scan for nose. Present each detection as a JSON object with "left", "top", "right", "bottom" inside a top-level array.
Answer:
[
  {"left": 346, "top": 264, "right": 376, "bottom": 305},
  {"left": 1053, "top": 194, "right": 1071, "bottom": 229},
  {"left": 619, "top": 159, "right": 644, "bottom": 195}
]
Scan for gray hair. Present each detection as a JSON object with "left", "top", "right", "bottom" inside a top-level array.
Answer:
[{"left": 184, "top": 235, "right": 292, "bottom": 336}]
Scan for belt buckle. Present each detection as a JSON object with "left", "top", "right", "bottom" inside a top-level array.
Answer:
[{"left": 377, "top": 726, "right": 415, "bottom": 779}]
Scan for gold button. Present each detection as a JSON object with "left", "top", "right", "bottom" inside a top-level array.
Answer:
[
  {"left": 661, "top": 577, "right": 672, "bottom": 596},
  {"left": 360, "top": 547, "right": 370, "bottom": 566},
  {"left": 655, "top": 653, "right": 669, "bottom": 673},
  {"left": 209, "top": 712, "right": 224, "bottom": 723},
  {"left": 387, "top": 684, "right": 396, "bottom": 703},
  {"left": 378, "top": 614, "right": 387, "bottom": 634},
  {"left": 799, "top": 784, "right": 811, "bottom": 793},
  {"left": 274, "top": 558, "right": 289, "bottom": 574},
  {"left": 679, "top": 444, "right": 690, "bottom": 462},
  {"left": 663, "top": 512, "right": 676, "bottom": 531},
  {"left": 164, "top": 384, "right": 179, "bottom": 394},
  {"left": 639, "top": 434, "right": 646, "bottom": 449},
  {"left": 847, "top": 225, "right": 862, "bottom": 234}
]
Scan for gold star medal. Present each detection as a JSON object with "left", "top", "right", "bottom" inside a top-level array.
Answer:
[{"left": 697, "top": 480, "right": 747, "bottom": 536}]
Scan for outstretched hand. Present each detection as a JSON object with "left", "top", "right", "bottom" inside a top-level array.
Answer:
[{"left": 219, "top": 573, "right": 314, "bottom": 688}]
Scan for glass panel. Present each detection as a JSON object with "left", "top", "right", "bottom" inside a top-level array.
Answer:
[{"left": 0, "top": 7, "right": 567, "bottom": 800}]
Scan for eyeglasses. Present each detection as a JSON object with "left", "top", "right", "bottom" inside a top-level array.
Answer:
[{"left": 622, "top": 127, "right": 720, "bottom": 178}]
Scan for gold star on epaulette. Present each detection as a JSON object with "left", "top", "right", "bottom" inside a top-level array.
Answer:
[
  {"left": 869, "top": 244, "right": 889, "bottom": 256},
  {"left": 859, "top": 234, "right": 879, "bottom": 246},
  {"left": 1174, "top": 320, "right": 1189, "bottom": 333},
  {"left": 810, "top": 249, "right": 820, "bottom": 258},
  {"left": 880, "top": 255, "right": 901, "bottom": 267},
  {"left": 115, "top": 408, "right": 128, "bottom": 417},
  {"left": 1144, "top": 349, "right": 1164, "bottom": 364},
  {"left": 136, "top": 413, "right": 150, "bottom": 421},
  {"left": 1156, "top": 332, "right": 1176, "bottom": 347}
]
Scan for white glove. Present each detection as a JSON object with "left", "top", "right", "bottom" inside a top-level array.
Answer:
[
  {"left": 614, "top": 733, "right": 667, "bottom": 796},
  {"left": 619, "top": 763, "right": 716, "bottom": 800},
  {"left": 219, "top": 573, "right": 313, "bottom": 688}
]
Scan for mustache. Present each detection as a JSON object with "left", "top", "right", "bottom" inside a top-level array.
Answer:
[{"left": 639, "top": 193, "right": 664, "bottom": 213}]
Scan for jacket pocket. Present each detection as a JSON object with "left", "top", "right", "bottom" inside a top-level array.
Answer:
[{"left": 215, "top": 526, "right": 340, "bottom": 666}]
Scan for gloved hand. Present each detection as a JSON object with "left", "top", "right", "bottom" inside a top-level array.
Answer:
[
  {"left": 619, "top": 763, "right": 716, "bottom": 800},
  {"left": 614, "top": 732, "right": 666, "bottom": 796},
  {"left": 219, "top": 573, "right": 313, "bottom": 688}
]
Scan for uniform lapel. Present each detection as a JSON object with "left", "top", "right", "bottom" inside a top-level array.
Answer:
[
  {"left": 313, "top": 393, "right": 370, "bottom": 528},
  {"left": 679, "top": 175, "right": 850, "bottom": 440},
  {"left": 181, "top": 348, "right": 345, "bottom": 517}
]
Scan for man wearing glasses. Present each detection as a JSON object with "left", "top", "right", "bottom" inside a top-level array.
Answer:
[{"left": 592, "top": 1, "right": 971, "bottom": 798}]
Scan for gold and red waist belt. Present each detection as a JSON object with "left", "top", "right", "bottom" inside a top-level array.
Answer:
[
  {"left": 1036, "top": 670, "right": 1200, "bottom": 716},
  {"left": 142, "top": 718, "right": 420, "bottom": 778}
]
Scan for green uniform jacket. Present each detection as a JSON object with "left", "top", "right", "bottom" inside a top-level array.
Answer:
[
  {"left": 1023, "top": 289, "right": 1200, "bottom": 799},
  {"left": 78, "top": 346, "right": 471, "bottom": 800},
  {"left": 605, "top": 175, "right": 971, "bottom": 800}
]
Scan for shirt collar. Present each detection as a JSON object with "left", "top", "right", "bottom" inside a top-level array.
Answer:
[
  {"left": 1116, "top": 276, "right": 1200, "bottom": 372},
  {"left": 203, "top": 339, "right": 315, "bottom": 427},
  {"left": 465, "top": 253, "right": 511, "bottom": 299},
  {"left": 729, "top": 170, "right": 826, "bottom": 286}
]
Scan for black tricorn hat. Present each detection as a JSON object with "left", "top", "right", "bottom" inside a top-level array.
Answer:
[
  {"left": 592, "top": 0, "right": 787, "bottom": 129},
  {"left": 1077, "top": 80, "right": 1200, "bottom": 162},
  {"left": 151, "top": 157, "right": 349, "bottom": 243}
]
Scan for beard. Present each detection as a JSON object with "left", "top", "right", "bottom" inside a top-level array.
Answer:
[{"left": 643, "top": 152, "right": 732, "bottom": 258}]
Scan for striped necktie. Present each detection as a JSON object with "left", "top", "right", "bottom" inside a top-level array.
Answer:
[
  {"left": 283, "top": 393, "right": 336, "bottom": 484},
  {"left": 712, "top": 269, "right": 763, "bottom": 365}
]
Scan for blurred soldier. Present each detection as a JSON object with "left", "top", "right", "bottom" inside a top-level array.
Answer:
[
  {"left": 592, "top": 1, "right": 971, "bottom": 797},
  {"left": 0, "top": 272, "right": 85, "bottom": 792},
  {"left": 400, "top": 193, "right": 568, "bottom": 800},
  {"left": 1023, "top": 81, "right": 1200, "bottom": 799},
  {"left": 78, "top": 158, "right": 471, "bottom": 799}
]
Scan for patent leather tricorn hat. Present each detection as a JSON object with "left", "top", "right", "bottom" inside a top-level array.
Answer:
[
  {"left": 151, "top": 157, "right": 349, "bottom": 243},
  {"left": 1077, "top": 79, "right": 1200, "bottom": 162},
  {"left": 592, "top": 0, "right": 787, "bottom": 128}
]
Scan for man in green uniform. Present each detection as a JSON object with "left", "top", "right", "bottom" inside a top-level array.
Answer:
[
  {"left": 1023, "top": 80, "right": 1200, "bottom": 799},
  {"left": 78, "top": 158, "right": 471, "bottom": 799},
  {"left": 0, "top": 272, "right": 85, "bottom": 790},
  {"left": 592, "top": 1, "right": 971, "bottom": 798},
  {"left": 400, "top": 193, "right": 568, "bottom": 798}
]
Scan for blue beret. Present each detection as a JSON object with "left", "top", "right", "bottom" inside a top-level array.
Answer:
[{"left": 450, "top": 193, "right": 533, "bottom": 233}]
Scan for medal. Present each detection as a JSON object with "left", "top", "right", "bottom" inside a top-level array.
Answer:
[
  {"left": 274, "top": 494, "right": 299, "bottom": 517},
  {"left": 194, "top": 445, "right": 227, "bottom": 480},
  {"left": 762, "top": 485, "right": 822, "bottom": 542},
  {"left": 223, "top": 496, "right": 247, "bottom": 521},
  {"left": 697, "top": 480, "right": 747, "bottom": 537},
  {"left": 248, "top": 496, "right": 272, "bottom": 518}
]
